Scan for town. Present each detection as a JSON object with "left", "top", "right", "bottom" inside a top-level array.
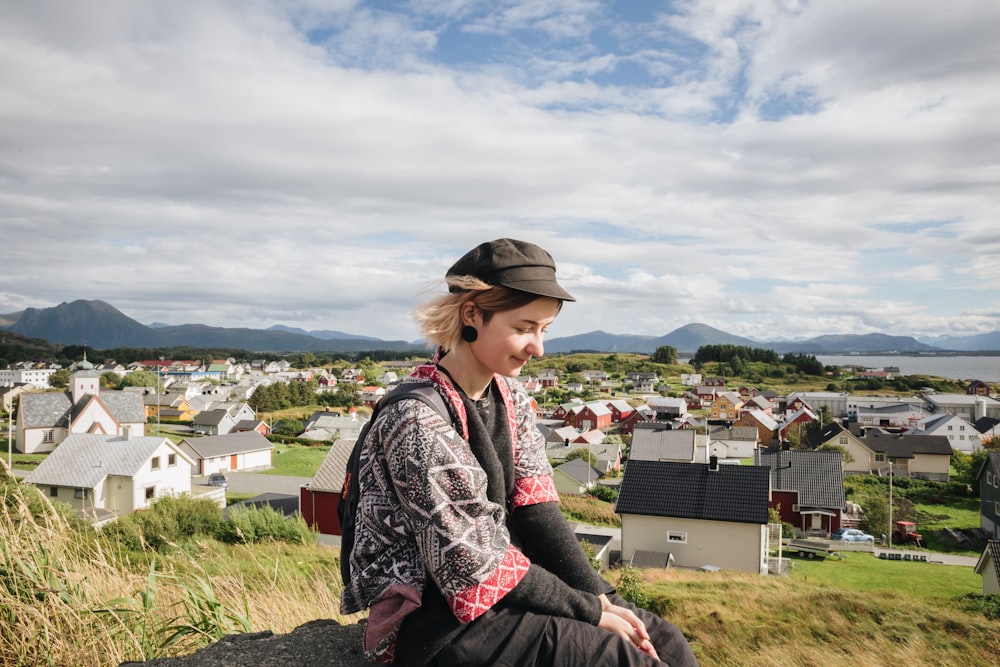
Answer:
[{"left": 2, "top": 347, "right": 999, "bottom": 588}]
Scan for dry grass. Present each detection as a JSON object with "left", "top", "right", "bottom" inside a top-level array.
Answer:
[
  {"left": 3, "top": 472, "right": 998, "bottom": 667},
  {"left": 614, "top": 567, "right": 1000, "bottom": 667},
  {"left": 0, "top": 479, "right": 357, "bottom": 666}
]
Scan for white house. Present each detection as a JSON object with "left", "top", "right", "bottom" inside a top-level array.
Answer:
[
  {"left": 178, "top": 430, "right": 274, "bottom": 476},
  {"left": 24, "top": 433, "right": 194, "bottom": 522},
  {"left": 16, "top": 370, "right": 146, "bottom": 453},
  {"left": 908, "top": 413, "right": 982, "bottom": 454}
]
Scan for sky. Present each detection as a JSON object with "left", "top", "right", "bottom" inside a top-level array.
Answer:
[{"left": 2, "top": 0, "right": 999, "bottom": 345}]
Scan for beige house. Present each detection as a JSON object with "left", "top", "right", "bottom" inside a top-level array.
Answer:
[
  {"left": 858, "top": 429, "right": 952, "bottom": 481},
  {"left": 23, "top": 433, "right": 194, "bottom": 524},
  {"left": 615, "top": 458, "right": 771, "bottom": 574},
  {"left": 807, "top": 422, "right": 873, "bottom": 475}
]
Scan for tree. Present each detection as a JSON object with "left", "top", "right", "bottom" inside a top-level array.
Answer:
[
  {"left": 48, "top": 369, "right": 70, "bottom": 389},
  {"left": 273, "top": 418, "right": 303, "bottom": 437},
  {"left": 120, "top": 370, "right": 160, "bottom": 389},
  {"left": 852, "top": 485, "right": 889, "bottom": 541},
  {"left": 953, "top": 449, "right": 990, "bottom": 491},
  {"left": 651, "top": 345, "right": 677, "bottom": 365},
  {"left": 565, "top": 448, "right": 599, "bottom": 467}
]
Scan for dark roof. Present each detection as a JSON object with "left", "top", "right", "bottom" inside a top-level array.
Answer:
[
  {"left": 973, "top": 416, "right": 1000, "bottom": 434},
  {"left": 859, "top": 431, "right": 952, "bottom": 458},
  {"left": 976, "top": 451, "right": 1000, "bottom": 482},
  {"left": 225, "top": 493, "right": 299, "bottom": 519},
  {"left": 615, "top": 460, "right": 770, "bottom": 525},
  {"left": 754, "top": 449, "right": 845, "bottom": 510},
  {"left": 806, "top": 421, "right": 847, "bottom": 449}
]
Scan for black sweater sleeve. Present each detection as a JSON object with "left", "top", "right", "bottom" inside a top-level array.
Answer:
[{"left": 509, "top": 501, "right": 616, "bottom": 596}]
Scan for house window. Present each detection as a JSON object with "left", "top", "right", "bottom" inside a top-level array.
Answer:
[
  {"left": 666, "top": 531, "right": 688, "bottom": 544},
  {"left": 49, "top": 487, "right": 58, "bottom": 498},
  {"left": 838, "top": 436, "right": 848, "bottom": 445},
  {"left": 145, "top": 486, "right": 155, "bottom": 501},
  {"left": 168, "top": 453, "right": 176, "bottom": 467},
  {"left": 43, "top": 430, "right": 54, "bottom": 443},
  {"left": 875, "top": 454, "right": 885, "bottom": 462},
  {"left": 948, "top": 425, "right": 953, "bottom": 431},
  {"left": 74, "top": 489, "right": 88, "bottom": 500},
  {"left": 151, "top": 456, "right": 160, "bottom": 470}
]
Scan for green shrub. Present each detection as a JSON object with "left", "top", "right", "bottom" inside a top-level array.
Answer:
[
  {"left": 215, "top": 504, "right": 311, "bottom": 545},
  {"left": 615, "top": 565, "right": 651, "bottom": 610},
  {"left": 959, "top": 593, "right": 1000, "bottom": 620},
  {"left": 588, "top": 485, "right": 619, "bottom": 503}
]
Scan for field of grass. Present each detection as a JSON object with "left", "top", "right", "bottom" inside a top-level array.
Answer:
[
  {"left": 261, "top": 443, "right": 330, "bottom": 477},
  {"left": 1, "top": 470, "right": 998, "bottom": 667},
  {"left": 635, "top": 564, "right": 999, "bottom": 667}
]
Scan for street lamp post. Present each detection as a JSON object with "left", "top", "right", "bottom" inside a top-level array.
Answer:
[{"left": 887, "top": 460, "right": 894, "bottom": 547}]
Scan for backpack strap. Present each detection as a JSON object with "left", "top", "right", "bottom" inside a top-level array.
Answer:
[{"left": 338, "top": 379, "right": 453, "bottom": 588}]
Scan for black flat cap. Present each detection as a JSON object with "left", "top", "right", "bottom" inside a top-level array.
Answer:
[{"left": 447, "top": 238, "right": 576, "bottom": 301}]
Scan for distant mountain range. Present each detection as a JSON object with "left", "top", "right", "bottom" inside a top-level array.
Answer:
[
  {"left": 2, "top": 299, "right": 999, "bottom": 355},
  {"left": 3, "top": 300, "right": 424, "bottom": 354}
]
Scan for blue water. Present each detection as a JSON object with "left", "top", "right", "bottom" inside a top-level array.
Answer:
[{"left": 816, "top": 355, "right": 1000, "bottom": 383}]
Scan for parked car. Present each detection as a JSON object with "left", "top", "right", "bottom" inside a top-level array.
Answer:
[
  {"left": 831, "top": 527, "right": 874, "bottom": 543},
  {"left": 208, "top": 472, "right": 228, "bottom": 488}
]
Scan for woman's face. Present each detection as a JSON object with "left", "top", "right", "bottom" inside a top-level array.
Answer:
[{"left": 468, "top": 297, "right": 560, "bottom": 377}]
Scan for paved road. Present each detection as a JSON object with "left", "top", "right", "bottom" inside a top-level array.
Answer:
[{"left": 193, "top": 470, "right": 312, "bottom": 496}]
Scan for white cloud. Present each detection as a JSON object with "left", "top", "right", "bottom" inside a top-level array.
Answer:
[{"left": 0, "top": 0, "right": 997, "bottom": 344}]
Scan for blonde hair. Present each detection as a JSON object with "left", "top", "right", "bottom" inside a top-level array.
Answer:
[{"left": 413, "top": 275, "right": 561, "bottom": 351}]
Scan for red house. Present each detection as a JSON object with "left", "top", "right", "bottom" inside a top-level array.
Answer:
[
  {"left": 300, "top": 440, "right": 353, "bottom": 535},
  {"left": 565, "top": 403, "right": 613, "bottom": 431}
]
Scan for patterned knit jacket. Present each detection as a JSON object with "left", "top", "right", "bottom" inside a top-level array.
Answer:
[{"left": 339, "top": 363, "right": 561, "bottom": 662}]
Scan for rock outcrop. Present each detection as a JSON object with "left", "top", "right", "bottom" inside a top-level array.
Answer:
[{"left": 120, "top": 620, "right": 369, "bottom": 667}]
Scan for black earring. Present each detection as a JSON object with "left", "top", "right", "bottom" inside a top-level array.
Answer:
[{"left": 461, "top": 325, "right": 478, "bottom": 342}]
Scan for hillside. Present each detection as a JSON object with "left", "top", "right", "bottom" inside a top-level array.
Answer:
[{"left": 8, "top": 300, "right": 424, "bottom": 354}]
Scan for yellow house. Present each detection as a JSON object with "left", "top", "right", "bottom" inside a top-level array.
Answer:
[{"left": 710, "top": 391, "right": 744, "bottom": 421}]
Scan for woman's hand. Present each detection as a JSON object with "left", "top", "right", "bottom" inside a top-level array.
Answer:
[{"left": 597, "top": 594, "right": 660, "bottom": 660}]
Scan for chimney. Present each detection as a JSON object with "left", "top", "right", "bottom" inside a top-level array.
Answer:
[
  {"left": 122, "top": 425, "right": 131, "bottom": 441},
  {"left": 709, "top": 455, "right": 719, "bottom": 471}
]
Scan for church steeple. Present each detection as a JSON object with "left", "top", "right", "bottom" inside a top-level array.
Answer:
[{"left": 78, "top": 346, "right": 94, "bottom": 371}]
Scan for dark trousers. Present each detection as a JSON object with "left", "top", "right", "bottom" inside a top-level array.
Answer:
[{"left": 427, "top": 595, "right": 699, "bottom": 667}]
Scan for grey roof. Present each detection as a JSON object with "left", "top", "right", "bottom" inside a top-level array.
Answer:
[
  {"left": 309, "top": 440, "right": 354, "bottom": 492},
  {"left": 24, "top": 434, "right": 174, "bottom": 488},
  {"left": 754, "top": 449, "right": 845, "bottom": 510},
  {"left": 193, "top": 409, "right": 229, "bottom": 426},
  {"left": 630, "top": 549, "right": 672, "bottom": 568},
  {"left": 616, "top": 460, "right": 770, "bottom": 525},
  {"left": 20, "top": 392, "right": 73, "bottom": 428},
  {"left": 554, "top": 458, "right": 603, "bottom": 485},
  {"left": 709, "top": 426, "right": 759, "bottom": 442},
  {"left": 180, "top": 431, "right": 273, "bottom": 458},
  {"left": 20, "top": 389, "right": 145, "bottom": 428},
  {"left": 629, "top": 428, "right": 696, "bottom": 462}
]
